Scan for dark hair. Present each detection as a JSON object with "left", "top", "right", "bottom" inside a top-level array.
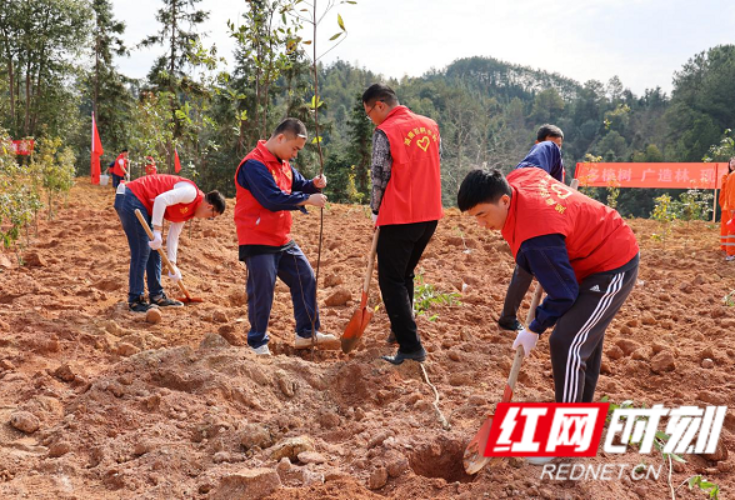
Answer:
[
  {"left": 205, "top": 190, "right": 226, "bottom": 214},
  {"left": 536, "top": 124, "right": 564, "bottom": 142},
  {"left": 121, "top": 148, "right": 129, "bottom": 153},
  {"left": 457, "top": 168, "right": 511, "bottom": 212},
  {"left": 362, "top": 83, "right": 399, "bottom": 107},
  {"left": 272, "top": 118, "right": 307, "bottom": 139}
]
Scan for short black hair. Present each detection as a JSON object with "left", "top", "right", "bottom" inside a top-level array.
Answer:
[
  {"left": 536, "top": 124, "right": 564, "bottom": 142},
  {"left": 362, "top": 83, "right": 399, "bottom": 107},
  {"left": 121, "top": 148, "right": 129, "bottom": 153},
  {"left": 272, "top": 118, "right": 307, "bottom": 139},
  {"left": 205, "top": 190, "right": 226, "bottom": 215},
  {"left": 457, "top": 168, "right": 511, "bottom": 212}
]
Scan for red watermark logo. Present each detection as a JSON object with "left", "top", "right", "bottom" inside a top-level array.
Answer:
[{"left": 484, "top": 403, "right": 609, "bottom": 457}]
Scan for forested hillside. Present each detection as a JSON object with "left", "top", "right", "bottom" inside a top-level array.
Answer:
[{"left": 2, "top": 0, "right": 734, "bottom": 218}]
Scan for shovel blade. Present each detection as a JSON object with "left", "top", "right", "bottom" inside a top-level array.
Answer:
[
  {"left": 341, "top": 308, "right": 373, "bottom": 353},
  {"left": 463, "top": 415, "right": 494, "bottom": 475},
  {"left": 177, "top": 296, "right": 204, "bottom": 304}
]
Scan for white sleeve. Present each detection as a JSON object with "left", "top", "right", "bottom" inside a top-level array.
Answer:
[
  {"left": 151, "top": 182, "right": 197, "bottom": 227},
  {"left": 166, "top": 222, "right": 185, "bottom": 264}
]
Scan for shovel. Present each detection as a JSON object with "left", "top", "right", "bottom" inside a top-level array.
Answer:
[
  {"left": 463, "top": 281, "right": 544, "bottom": 474},
  {"left": 341, "top": 228, "right": 380, "bottom": 353},
  {"left": 134, "top": 208, "right": 203, "bottom": 304}
]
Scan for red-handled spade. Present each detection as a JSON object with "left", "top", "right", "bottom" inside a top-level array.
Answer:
[{"left": 340, "top": 228, "right": 380, "bottom": 353}]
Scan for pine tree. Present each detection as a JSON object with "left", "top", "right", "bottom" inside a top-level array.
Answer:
[{"left": 141, "top": 0, "right": 209, "bottom": 170}]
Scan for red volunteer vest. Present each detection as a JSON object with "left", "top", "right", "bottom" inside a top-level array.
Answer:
[
  {"left": 502, "top": 168, "right": 639, "bottom": 283},
  {"left": 375, "top": 106, "right": 444, "bottom": 226},
  {"left": 234, "top": 141, "right": 294, "bottom": 246},
  {"left": 112, "top": 154, "right": 128, "bottom": 177},
  {"left": 127, "top": 174, "right": 204, "bottom": 223}
]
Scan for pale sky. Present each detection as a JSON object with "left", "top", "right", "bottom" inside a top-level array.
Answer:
[{"left": 113, "top": 0, "right": 735, "bottom": 96}]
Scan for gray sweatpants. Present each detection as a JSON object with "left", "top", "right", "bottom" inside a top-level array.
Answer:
[{"left": 549, "top": 255, "right": 639, "bottom": 403}]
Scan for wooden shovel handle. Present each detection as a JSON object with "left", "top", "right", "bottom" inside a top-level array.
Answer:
[
  {"left": 134, "top": 209, "right": 193, "bottom": 301},
  {"left": 362, "top": 228, "right": 380, "bottom": 294}
]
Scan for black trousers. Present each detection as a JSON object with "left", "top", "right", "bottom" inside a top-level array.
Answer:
[
  {"left": 377, "top": 220, "right": 438, "bottom": 354},
  {"left": 500, "top": 264, "right": 534, "bottom": 325},
  {"left": 549, "top": 255, "right": 639, "bottom": 403}
]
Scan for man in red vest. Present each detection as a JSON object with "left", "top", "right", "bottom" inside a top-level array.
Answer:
[
  {"left": 458, "top": 168, "right": 639, "bottom": 462},
  {"left": 108, "top": 149, "right": 129, "bottom": 188},
  {"left": 234, "top": 118, "right": 334, "bottom": 356},
  {"left": 114, "top": 174, "right": 226, "bottom": 312},
  {"left": 363, "top": 83, "right": 443, "bottom": 365},
  {"left": 145, "top": 156, "right": 157, "bottom": 176}
]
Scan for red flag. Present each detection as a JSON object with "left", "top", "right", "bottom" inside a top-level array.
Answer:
[
  {"left": 91, "top": 112, "right": 104, "bottom": 184},
  {"left": 174, "top": 147, "right": 182, "bottom": 173}
]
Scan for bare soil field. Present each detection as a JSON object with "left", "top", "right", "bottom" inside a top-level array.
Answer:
[{"left": 0, "top": 179, "right": 733, "bottom": 499}]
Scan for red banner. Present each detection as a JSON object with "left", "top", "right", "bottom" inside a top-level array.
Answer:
[
  {"left": 574, "top": 162, "right": 728, "bottom": 189},
  {"left": 10, "top": 139, "right": 35, "bottom": 155}
]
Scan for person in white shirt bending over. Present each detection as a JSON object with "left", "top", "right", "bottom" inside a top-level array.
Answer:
[{"left": 114, "top": 174, "right": 226, "bottom": 312}]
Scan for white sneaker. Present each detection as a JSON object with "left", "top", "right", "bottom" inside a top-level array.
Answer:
[
  {"left": 252, "top": 344, "right": 271, "bottom": 356},
  {"left": 294, "top": 332, "right": 338, "bottom": 349},
  {"left": 525, "top": 456, "right": 556, "bottom": 465},
  {"left": 726, "top": 255, "right": 735, "bottom": 262}
]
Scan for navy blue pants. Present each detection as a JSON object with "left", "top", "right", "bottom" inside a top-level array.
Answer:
[
  {"left": 114, "top": 191, "right": 163, "bottom": 303},
  {"left": 244, "top": 244, "right": 320, "bottom": 348},
  {"left": 111, "top": 173, "right": 124, "bottom": 188}
]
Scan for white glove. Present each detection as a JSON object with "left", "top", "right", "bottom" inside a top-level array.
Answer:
[
  {"left": 512, "top": 328, "right": 539, "bottom": 356},
  {"left": 371, "top": 212, "right": 378, "bottom": 224},
  {"left": 149, "top": 230, "right": 163, "bottom": 250},
  {"left": 167, "top": 265, "right": 182, "bottom": 282}
]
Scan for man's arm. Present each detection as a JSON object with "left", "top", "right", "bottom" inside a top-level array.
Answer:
[
  {"left": 515, "top": 142, "right": 563, "bottom": 182},
  {"left": 290, "top": 167, "right": 321, "bottom": 195},
  {"left": 370, "top": 130, "right": 392, "bottom": 214},
  {"left": 151, "top": 182, "right": 197, "bottom": 230},
  {"left": 516, "top": 234, "right": 579, "bottom": 334},
  {"left": 166, "top": 222, "right": 185, "bottom": 264},
  {"left": 237, "top": 160, "right": 310, "bottom": 211}
]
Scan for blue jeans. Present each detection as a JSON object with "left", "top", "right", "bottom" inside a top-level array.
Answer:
[
  {"left": 115, "top": 191, "right": 163, "bottom": 303},
  {"left": 245, "top": 244, "right": 321, "bottom": 348}
]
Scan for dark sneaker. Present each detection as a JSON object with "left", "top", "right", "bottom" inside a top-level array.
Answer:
[
  {"left": 498, "top": 318, "right": 523, "bottom": 331},
  {"left": 386, "top": 331, "right": 398, "bottom": 346},
  {"left": 382, "top": 347, "right": 427, "bottom": 365},
  {"left": 151, "top": 293, "right": 184, "bottom": 308},
  {"left": 129, "top": 296, "right": 153, "bottom": 313}
]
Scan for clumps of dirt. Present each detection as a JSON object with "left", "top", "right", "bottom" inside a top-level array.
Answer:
[{"left": 145, "top": 308, "right": 162, "bottom": 324}]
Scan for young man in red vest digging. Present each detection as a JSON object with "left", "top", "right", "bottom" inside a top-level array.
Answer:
[
  {"left": 115, "top": 174, "right": 226, "bottom": 312},
  {"left": 363, "top": 84, "right": 444, "bottom": 365},
  {"left": 457, "top": 168, "right": 639, "bottom": 462},
  {"left": 234, "top": 118, "right": 335, "bottom": 356}
]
